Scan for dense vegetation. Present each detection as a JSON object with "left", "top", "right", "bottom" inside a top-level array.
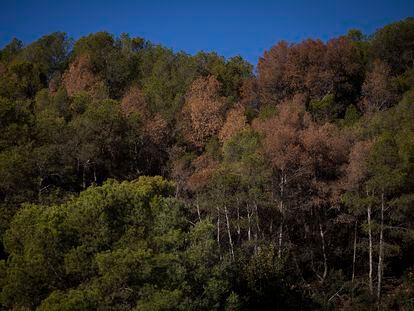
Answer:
[{"left": 1, "top": 17, "right": 414, "bottom": 310}]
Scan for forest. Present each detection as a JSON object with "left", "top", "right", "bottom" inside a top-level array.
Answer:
[{"left": 0, "top": 17, "right": 414, "bottom": 310}]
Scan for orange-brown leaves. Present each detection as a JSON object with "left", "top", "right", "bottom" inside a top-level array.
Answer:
[
  {"left": 301, "top": 122, "right": 349, "bottom": 168},
  {"left": 182, "top": 76, "right": 226, "bottom": 147},
  {"left": 143, "top": 113, "right": 168, "bottom": 145},
  {"left": 120, "top": 85, "right": 148, "bottom": 118},
  {"left": 121, "top": 86, "right": 168, "bottom": 145},
  {"left": 300, "top": 122, "right": 350, "bottom": 206},
  {"left": 360, "top": 60, "right": 398, "bottom": 113},
  {"left": 257, "top": 37, "right": 362, "bottom": 106},
  {"left": 254, "top": 97, "right": 308, "bottom": 171},
  {"left": 218, "top": 105, "right": 247, "bottom": 143},
  {"left": 62, "top": 54, "right": 107, "bottom": 98},
  {"left": 187, "top": 154, "right": 219, "bottom": 192},
  {"left": 239, "top": 78, "right": 259, "bottom": 108},
  {"left": 346, "top": 140, "right": 374, "bottom": 188},
  {"left": 254, "top": 95, "right": 350, "bottom": 208},
  {"left": 257, "top": 41, "right": 290, "bottom": 105}
]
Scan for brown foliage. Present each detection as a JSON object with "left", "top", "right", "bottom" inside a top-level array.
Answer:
[
  {"left": 257, "top": 41, "right": 290, "bottom": 105},
  {"left": 169, "top": 146, "right": 192, "bottom": 190},
  {"left": 254, "top": 95, "right": 309, "bottom": 171},
  {"left": 142, "top": 113, "right": 169, "bottom": 145},
  {"left": 360, "top": 60, "right": 398, "bottom": 113},
  {"left": 346, "top": 140, "right": 374, "bottom": 188},
  {"left": 120, "top": 85, "right": 148, "bottom": 118},
  {"left": 62, "top": 54, "right": 107, "bottom": 98},
  {"left": 254, "top": 95, "right": 350, "bottom": 208},
  {"left": 187, "top": 154, "right": 219, "bottom": 192},
  {"left": 182, "top": 76, "right": 226, "bottom": 147},
  {"left": 257, "top": 37, "right": 362, "bottom": 106},
  {"left": 239, "top": 78, "right": 259, "bottom": 109},
  {"left": 218, "top": 105, "right": 248, "bottom": 143}
]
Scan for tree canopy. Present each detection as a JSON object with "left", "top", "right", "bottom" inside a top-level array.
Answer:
[{"left": 1, "top": 18, "right": 414, "bottom": 310}]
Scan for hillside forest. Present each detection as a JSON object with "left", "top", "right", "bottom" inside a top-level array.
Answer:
[{"left": 1, "top": 17, "right": 414, "bottom": 310}]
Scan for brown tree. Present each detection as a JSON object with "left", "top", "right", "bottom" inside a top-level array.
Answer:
[
  {"left": 254, "top": 95, "right": 350, "bottom": 280},
  {"left": 120, "top": 85, "right": 148, "bottom": 118},
  {"left": 239, "top": 77, "right": 259, "bottom": 109},
  {"left": 142, "top": 113, "right": 169, "bottom": 145},
  {"left": 299, "top": 122, "right": 350, "bottom": 281},
  {"left": 253, "top": 96, "right": 310, "bottom": 258},
  {"left": 257, "top": 41, "right": 290, "bottom": 105},
  {"left": 218, "top": 105, "right": 248, "bottom": 143},
  {"left": 62, "top": 54, "right": 107, "bottom": 98},
  {"left": 360, "top": 60, "right": 398, "bottom": 113},
  {"left": 257, "top": 37, "right": 363, "bottom": 108},
  {"left": 182, "top": 76, "right": 226, "bottom": 148}
]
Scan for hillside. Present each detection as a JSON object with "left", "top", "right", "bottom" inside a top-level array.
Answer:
[{"left": 1, "top": 17, "right": 414, "bottom": 310}]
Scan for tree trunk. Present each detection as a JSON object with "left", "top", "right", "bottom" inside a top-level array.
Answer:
[
  {"left": 224, "top": 205, "right": 235, "bottom": 261},
  {"left": 278, "top": 221, "right": 283, "bottom": 259},
  {"left": 247, "top": 204, "right": 251, "bottom": 242},
  {"left": 319, "top": 222, "right": 328, "bottom": 281},
  {"left": 175, "top": 183, "right": 180, "bottom": 198},
  {"left": 269, "top": 219, "right": 273, "bottom": 235},
  {"left": 377, "top": 191, "right": 385, "bottom": 301},
  {"left": 278, "top": 172, "right": 285, "bottom": 258},
  {"left": 82, "top": 162, "right": 86, "bottom": 190},
  {"left": 367, "top": 201, "right": 373, "bottom": 295},
  {"left": 352, "top": 220, "right": 358, "bottom": 283},
  {"left": 253, "top": 201, "right": 261, "bottom": 236},
  {"left": 38, "top": 177, "right": 43, "bottom": 201},
  {"left": 216, "top": 206, "right": 220, "bottom": 248},
  {"left": 93, "top": 163, "right": 97, "bottom": 183},
  {"left": 236, "top": 205, "right": 241, "bottom": 238},
  {"left": 196, "top": 196, "right": 201, "bottom": 222}
]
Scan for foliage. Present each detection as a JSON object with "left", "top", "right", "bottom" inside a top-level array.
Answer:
[{"left": 1, "top": 19, "right": 414, "bottom": 310}]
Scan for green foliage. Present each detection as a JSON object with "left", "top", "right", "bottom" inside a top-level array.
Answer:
[
  {"left": 309, "top": 93, "right": 338, "bottom": 122},
  {"left": 371, "top": 17, "right": 414, "bottom": 74},
  {"left": 0, "top": 19, "right": 414, "bottom": 310},
  {"left": 19, "top": 32, "right": 72, "bottom": 78},
  {"left": 342, "top": 104, "right": 361, "bottom": 126},
  {"left": 0, "top": 177, "right": 234, "bottom": 309},
  {"left": 0, "top": 38, "right": 23, "bottom": 64},
  {"left": 395, "top": 68, "right": 414, "bottom": 93},
  {"left": 257, "top": 104, "right": 277, "bottom": 120}
]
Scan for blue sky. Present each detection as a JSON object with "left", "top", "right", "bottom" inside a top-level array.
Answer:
[{"left": 1, "top": 0, "right": 413, "bottom": 64}]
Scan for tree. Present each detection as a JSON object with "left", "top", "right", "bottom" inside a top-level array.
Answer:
[
  {"left": 62, "top": 54, "right": 108, "bottom": 99},
  {"left": 182, "top": 76, "right": 226, "bottom": 148},
  {"left": 218, "top": 105, "right": 248, "bottom": 143},
  {"left": 1, "top": 177, "right": 235, "bottom": 310},
  {"left": 19, "top": 32, "right": 72, "bottom": 80},
  {"left": 370, "top": 17, "right": 414, "bottom": 74},
  {"left": 360, "top": 60, "right": 398, "bottom": 113},
  {"left": 257, "top": 37, "right": 363, "bottom": 117}
]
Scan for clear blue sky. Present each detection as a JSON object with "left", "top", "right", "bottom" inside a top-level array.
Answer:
[{"left": 1, "top": 0, "right": 413, "bottom": 65}]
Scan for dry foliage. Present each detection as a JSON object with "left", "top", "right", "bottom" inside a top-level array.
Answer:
[
  {"left": 239, "top": 78, "right": 259, "bottom": 109},
  {"left": 182, "top": 76, "right": 226, "bottom": 147},
  {"left": 346, "top": 140, "right": 374, "bottom": 188},
  {"left": 258, "top": 37, "right": 362, "bottom": 106},
  {"left": 62, "top": 54, "right": 107, "bottom": 98},
  {"left": 120, "top": 85, "right": 148, "bottom": 117},
  {"left": 186, "top": 154, "right": 219, "bottom": 192},
  {"left": 360, "top": 60, "right": 398, "bottom": 113},
  {"left": 218, "top": 105, "right": 248, "bottom": 143},
  {"left": 254, "top": 95, "right": 309, "bottom": 171},
  {"left": 143, "top": 113, "right": 169, "bottom": 145}
]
